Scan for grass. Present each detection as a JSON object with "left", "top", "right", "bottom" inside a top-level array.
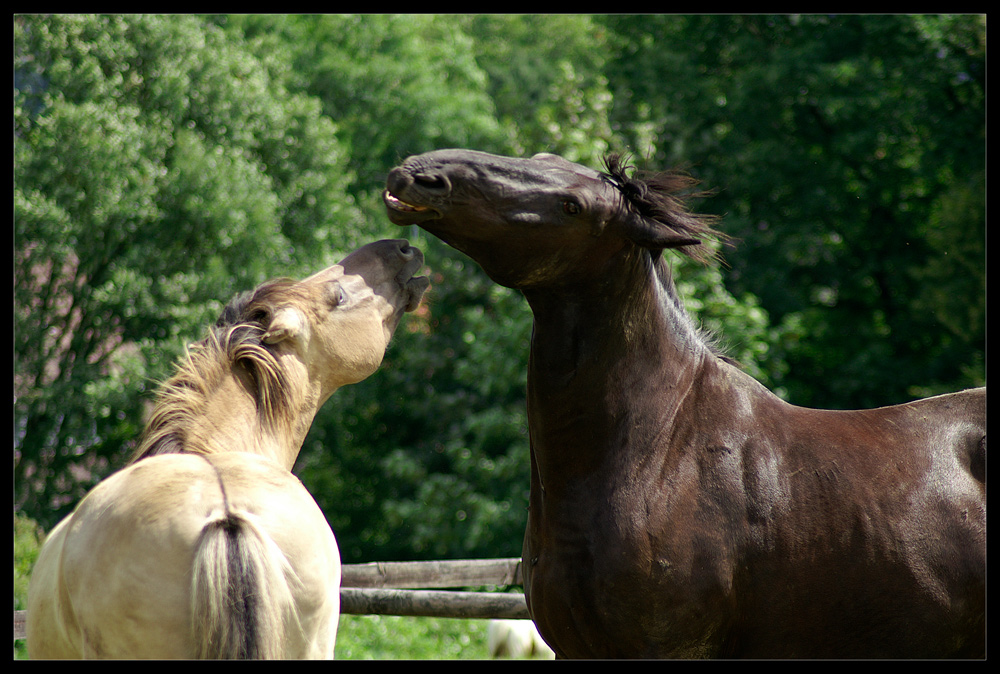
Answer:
[{"left": 335, "top": 613, "right": 494, "bottom": 659}]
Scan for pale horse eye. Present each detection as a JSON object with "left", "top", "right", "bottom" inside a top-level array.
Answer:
[{"left": 326, "top": 283, "right": 346, "bottom": 308}]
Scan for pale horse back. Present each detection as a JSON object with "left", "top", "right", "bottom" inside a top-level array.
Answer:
[{"left": 26, "top": 452, "right": 340, "bottom": 659}]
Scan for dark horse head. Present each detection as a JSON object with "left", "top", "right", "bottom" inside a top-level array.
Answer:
[{"left": 385, "top": 149, "right": 723, "bottom": 289}]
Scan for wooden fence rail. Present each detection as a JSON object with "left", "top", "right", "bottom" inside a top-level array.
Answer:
[
  {"left": 339, "top": 557, "right": 529, "bottom": 620},
  {"left": 14, "top": 558, "right": 527, "bottom": 641},
  {"left": 342, "top": 557, "right": 524, "bottom": 589}
]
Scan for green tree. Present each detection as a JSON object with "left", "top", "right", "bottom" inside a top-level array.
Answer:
[
  {"left": 220, "top": 14, "right": 508, "bottom": 198},
  {"left": 458, "top": 14, "right": 617, "bottom": 164},
  {"left": 602, "top": 14, "right": 984, "bottom": 408},
  {"left": 14, "top": 14, "right": 364, "bottom": 527},
  {"left": 216, "top": 14, "right": 530, "bottom": 562},
  {"left": 247, "top": 15, "right": 786, "bottom": 563},
  {"left": 15, "top": 15, "right": 794, "bottom": 569}
]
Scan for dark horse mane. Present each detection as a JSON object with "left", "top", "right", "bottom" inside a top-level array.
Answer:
[
  {"left": 601, "top": 153, "right": 738, "bottom": 365},
  {"left": 130, "top": 279, "right": 307, "bottom": 463},
  {"left": 602, "top": 153, "right": 727, "bottom": 265}
]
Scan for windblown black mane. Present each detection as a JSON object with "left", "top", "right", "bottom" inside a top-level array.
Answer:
[
  {"left": 602, "top": 153, "right": 727, "bottom": 264},
  {"left": 602, "top": 154, "right": 739, "bottom": 365}
]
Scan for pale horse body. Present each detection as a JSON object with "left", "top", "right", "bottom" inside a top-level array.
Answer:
[{"left": 26, "top": 240, "right": 428, "bottom": 659}]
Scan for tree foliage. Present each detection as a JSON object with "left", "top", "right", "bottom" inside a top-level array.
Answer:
[
  {"left": 603, "top": 14, "right": 985, "bottom": 407},
  {"left": 14, "top": 14, "right": 364, "bottom": 524},
  {"left": 15, "top": 15, "right": 984, "bottom": 570}
]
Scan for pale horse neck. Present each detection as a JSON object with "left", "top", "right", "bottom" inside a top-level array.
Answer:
[{"left": 180, "top": 349, "right": 331, "bottom": 472}]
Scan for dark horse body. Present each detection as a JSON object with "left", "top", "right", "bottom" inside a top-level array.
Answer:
[{"left": 385, "top": 150, "right": 985, "bottom": 659}]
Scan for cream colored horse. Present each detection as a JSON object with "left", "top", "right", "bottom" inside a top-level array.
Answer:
[{"left": 26, "top": 240, "right": 429, "bottom": 659}]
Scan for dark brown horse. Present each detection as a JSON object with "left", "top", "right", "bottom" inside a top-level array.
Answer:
[{"left": 384, "top": 149, "right": 985, "bottom": 659}]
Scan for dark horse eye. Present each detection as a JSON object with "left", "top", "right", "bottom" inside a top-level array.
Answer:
[{"left": 562, "top": 200, "right": 581, "bottom": 215}]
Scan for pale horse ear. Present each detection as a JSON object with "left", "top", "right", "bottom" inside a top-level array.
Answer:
[{"left": 263, "top": 306, "right": 310, "bottom": 346}]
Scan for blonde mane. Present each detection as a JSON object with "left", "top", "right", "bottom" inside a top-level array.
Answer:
[{"left": 130, "top": 280, "right": 308, "bottom": 463}]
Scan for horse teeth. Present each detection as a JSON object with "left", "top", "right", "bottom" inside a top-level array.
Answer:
[{"left": 387, "top": 192, "right": 428, "bottom": 212}]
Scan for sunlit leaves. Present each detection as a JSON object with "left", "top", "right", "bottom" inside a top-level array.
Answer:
[
  {"left": 15, "top": 15, "right": 982, "bottom": 562},
  {"left": 14, "top": 14, "right": 360, "bottom": 525}
]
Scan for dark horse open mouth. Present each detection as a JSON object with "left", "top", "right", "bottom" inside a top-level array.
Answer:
[
  {"left": 383, "top": 190, "right": 440, "bottom": 223},
  {"left": 383, "top": 161, "right": 450, "bottom": 224}
]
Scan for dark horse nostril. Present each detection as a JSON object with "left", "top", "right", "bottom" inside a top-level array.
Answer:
[{"left": 413, "top": 172, "right": 450, "bottom": 193}]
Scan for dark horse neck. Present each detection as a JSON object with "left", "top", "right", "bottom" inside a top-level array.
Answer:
[{"left": 522, "top": 247, "right": 712, "bottom": 485}]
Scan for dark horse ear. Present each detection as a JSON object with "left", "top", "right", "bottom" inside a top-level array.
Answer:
[{"left": 620, "top": 212, "right": 703, "bottom": 251}]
